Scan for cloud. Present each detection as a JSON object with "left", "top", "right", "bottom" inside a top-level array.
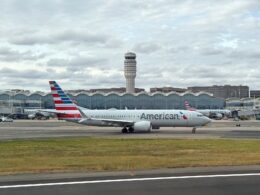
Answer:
[
  {"left": 0, "top": 67, "right": 48, "bottom": 79},
  {"left": 199, "top": 48, "right": 224, "bottom": 56},
  {"left": 9, "top": 30, "right": 114, "bottom": 46},
  {"left": 0, "top": 47, "right": 46, "bottom": 62},
  {"left": 133, "top": 42, "right": 161, "bottom": 54},
  {"left": 46, "top": 55, "right": 109, "bottom": 72},
  {"left": 0, "top": 0, "right": 260, "bottom": 90}
]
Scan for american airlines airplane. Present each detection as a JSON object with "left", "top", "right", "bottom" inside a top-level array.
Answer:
[
  {"left": 184, "top": 101, "right": 231, "bottom": 119},
  {"left": 47, "top": 81, "right": 211, "bottom": 133}
]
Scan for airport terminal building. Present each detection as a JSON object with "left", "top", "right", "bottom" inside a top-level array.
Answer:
[{"left": 0, "top": 91, "right": 225, "bottom": 114}]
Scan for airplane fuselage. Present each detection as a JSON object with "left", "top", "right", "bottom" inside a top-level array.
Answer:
[{"left": 70, "top": 109, "right": 211, "bottom": 128}]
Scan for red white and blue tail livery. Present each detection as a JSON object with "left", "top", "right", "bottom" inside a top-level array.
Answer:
[
  {"left": 184, "top": 101, "right": 196, "bottom": 111},
  {"left": 49, "top": 81, "right": 81, "bottom": 120}
]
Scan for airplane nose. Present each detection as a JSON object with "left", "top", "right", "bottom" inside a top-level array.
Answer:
[{"left": 203, "top": 116, "right": 212, "bottom": 125}]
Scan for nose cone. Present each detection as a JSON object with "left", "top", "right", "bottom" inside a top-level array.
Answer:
[{"left": 202, "top": 116, "right": 212, "bottom": 125}]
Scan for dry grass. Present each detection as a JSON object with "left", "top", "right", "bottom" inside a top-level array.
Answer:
[{"left": 0, "top": 138, "right": 259, "bottom": 175}]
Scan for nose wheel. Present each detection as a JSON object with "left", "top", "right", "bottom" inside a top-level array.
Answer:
[{"left": 192, "top": 127, "right": 196, "bottom": 134}]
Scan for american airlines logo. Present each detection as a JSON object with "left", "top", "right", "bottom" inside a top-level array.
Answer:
[{"left": 140, "top": 112, "right": 188, "bottom": 120}]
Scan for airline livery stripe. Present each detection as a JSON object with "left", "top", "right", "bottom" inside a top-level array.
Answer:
[
  {"left": 51, "top": 87, "right": 62, "bottom": 91},
  {"left": 50, "top": 84, "right": 59, "bottom": 88},
  {"left": 57, "top": 114, "right": 81, "bottom": 118},
  {"left": 55, "top": 104, "right": 78, "bottom": 107},
  {"left": 57, "top": 90, "right": 65, "bottom": 94},
  {"left": 56, "top": 107, "right": 78, "bottom": 110},
  {"left": 52, "top": 90, "right": 66, "bottom": 95},
  {"left": 61, "top": 98, "right": 70, "bottom": 101},
  {"left": 54, "top": 100, "right": 73, "bottom": 104},
  {"left": 58, "top": 117, "right": 81, "bottom": 119},
  {"left": 54, "top": 100, "right": 64, "bottom": 104},
  {"left": 63, "top": 101, "right": 73, "bottom": 104},
  {"left": 53, "top": 94, "right": 67, "bottom": 100},
  {"left": 52, "top": 94, "right": 60, "bottom": 97},
  {"left": 50, "top": 85, "right": 57, "bottom": 88},
  {"left": 51, "top": 91, "right": 61, "bottom": 94},
  {"left": 52, "top": 94, "right": 67, "bottom": 98},
  {"left": 55, "top": 110, "right": 81, "bottom": 114}
]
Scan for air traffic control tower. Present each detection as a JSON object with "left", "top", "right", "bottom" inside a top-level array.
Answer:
[{"left": 124, "top": 52, "right": 137, "bottom": 93}]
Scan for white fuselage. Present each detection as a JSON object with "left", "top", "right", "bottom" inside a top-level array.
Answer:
[
  {"left": 75, "top": 109, "right": 211, "bottom": 128},
  {"left": 197, "top": 109, "right": 231, "bottom": 117}
]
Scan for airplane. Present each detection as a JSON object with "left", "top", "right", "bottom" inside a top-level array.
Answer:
[
  {"left": 184, "top": 101, "right": 231, "bottom": 119},
  {"left": 46, "top": 81, "right": 211, "bottom": 134},
  {"left": 25, "top": 109, "right": 54, "bottom": 120},
  {"left": 0, "top": 116, "right": 13, "bottom": 122}
]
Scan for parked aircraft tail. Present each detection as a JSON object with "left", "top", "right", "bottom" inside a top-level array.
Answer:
[
  {"left": 184, "top": 101, "right": 196, "bottom": 111},
  {"left": 49, "top": 81, "right": 82, "bottom": 120}
]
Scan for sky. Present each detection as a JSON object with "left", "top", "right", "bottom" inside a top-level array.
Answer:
[{"left": 0, "top": 0, "right": 259, "bottom": 92}]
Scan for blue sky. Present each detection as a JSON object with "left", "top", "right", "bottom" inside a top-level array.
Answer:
[{"left": 0, "top": 0, "right": 259, "bottom": 91}]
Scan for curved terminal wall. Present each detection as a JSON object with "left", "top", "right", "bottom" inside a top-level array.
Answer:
[{"left": 0, "top": 92, "right": 225, "bottom": 109}]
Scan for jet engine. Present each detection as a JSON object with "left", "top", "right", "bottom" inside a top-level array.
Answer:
[
  {"left": 210, "top": 113, "right": 223, "bottom": 120},
  {"left": 133, "top": 121, "right": 152, "bottom": 132}
]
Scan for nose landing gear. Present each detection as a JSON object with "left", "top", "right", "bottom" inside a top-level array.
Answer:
[{"left": 192, "top": 127, "right": 196, "bottom": 134}]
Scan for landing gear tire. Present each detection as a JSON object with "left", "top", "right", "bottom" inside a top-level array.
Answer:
[
  {"left": 122, "top": 127, "right": 128, "bottom": 134},
  {"left": 128, "top": 127, "right": 134, "bottom": 133},
  {"left": 192, "top": 127, "right": 196, "bottom": 134}
]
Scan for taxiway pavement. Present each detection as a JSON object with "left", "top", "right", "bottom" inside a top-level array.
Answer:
[{"left": 0, "top": 120, "right": 260, "bottom": 140}]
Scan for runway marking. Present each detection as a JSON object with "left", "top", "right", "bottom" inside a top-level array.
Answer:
[{"left": 0, "top": 173, "right": 260, "bottom": 189}]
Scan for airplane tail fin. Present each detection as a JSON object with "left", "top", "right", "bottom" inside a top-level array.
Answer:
[
  {"left": 49, "top": 81, "right": 82, "bottom": 120},
  {"left": 184, "top": 101, "right": 196, "bottom": 111}
]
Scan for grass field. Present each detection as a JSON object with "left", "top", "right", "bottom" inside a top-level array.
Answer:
[{"left": 0, "top": 138, "right": 260, "bottom": 175}]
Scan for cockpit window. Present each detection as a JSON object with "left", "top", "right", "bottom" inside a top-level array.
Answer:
[{"left": 197, "top": 114, "right": 203, "bottom": 117}]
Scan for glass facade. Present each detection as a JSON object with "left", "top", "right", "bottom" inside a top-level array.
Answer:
[
  {"left": 0, "top": 92, "right": 225, "bottom": 110},
  {"left": 226, "top": 98, "right": 260, "bottom": 109}
]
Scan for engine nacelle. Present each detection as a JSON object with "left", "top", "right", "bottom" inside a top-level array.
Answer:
[
  {"left": 210, "top": 113, "right": 223, "bottom": 120},
  {"left": 216, "top": 113, "right": 223, "bottom": 118},
  {"left": 133, "top": 121, "right": 152, "bottom": 132}
]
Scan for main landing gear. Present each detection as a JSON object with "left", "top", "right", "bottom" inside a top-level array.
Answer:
[
  {"left": 128, "top": 127, "right": 134, "bottom": 133},
  {"left": 122, "top": 127, "right": 128, "bottom": 133},
  {"left": 121, "top": 127, "right": 135, "bottom": 133},
  {"left": 192, "top": 127, "right": 196, "bottom": 134}
]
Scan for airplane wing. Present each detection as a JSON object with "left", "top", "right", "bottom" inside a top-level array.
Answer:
[
  {"left": 79, "top": 117, "right": 134, "bottom": 126},
  {"left": 35, "top": 107, "right": 87, "bottom": 115},
  {"left": 35, "top": 109, "right": 67, "bottom": 114}
]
